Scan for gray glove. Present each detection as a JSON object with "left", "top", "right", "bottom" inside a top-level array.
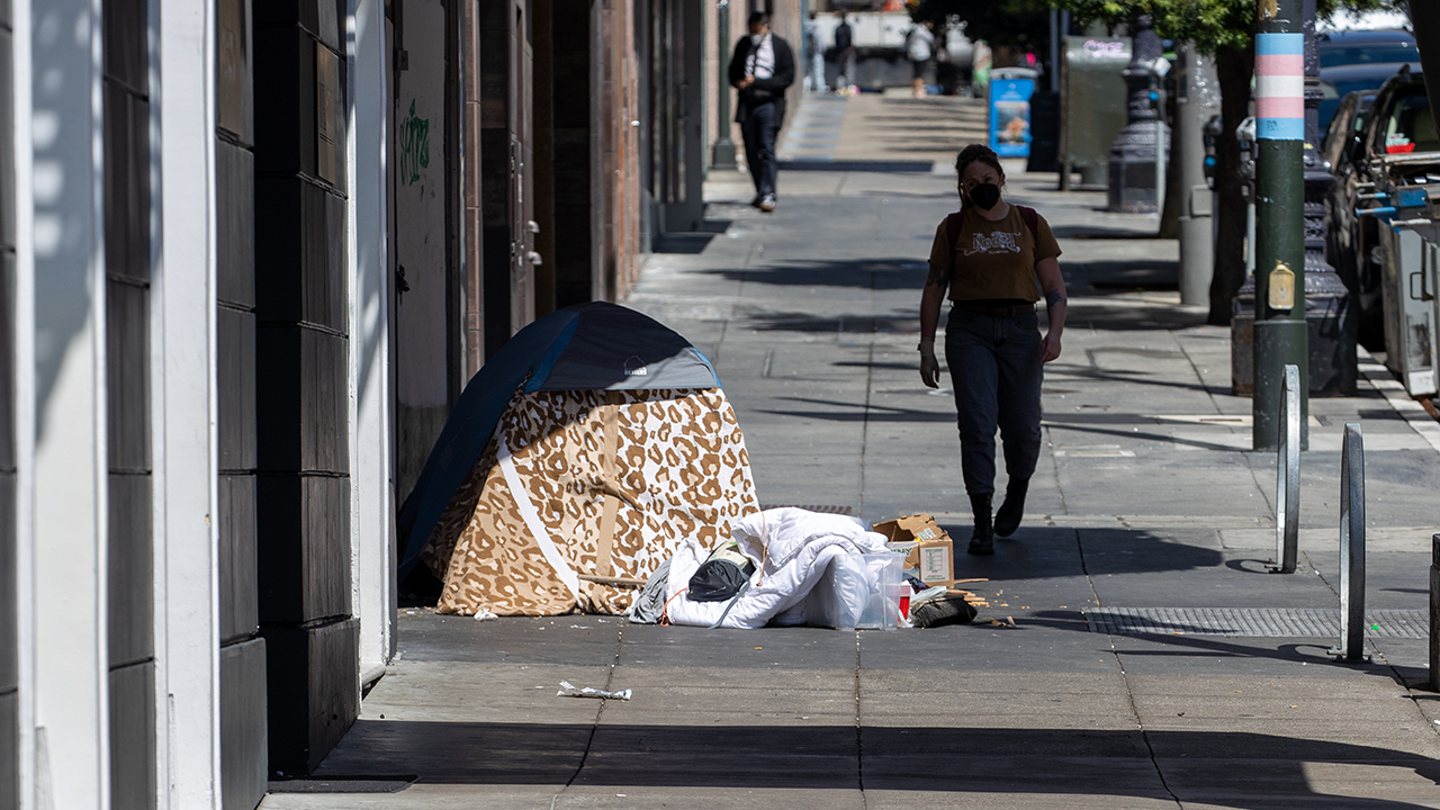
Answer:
[{"left": 918, "top": 338, "right": 941, "bottom": 388}]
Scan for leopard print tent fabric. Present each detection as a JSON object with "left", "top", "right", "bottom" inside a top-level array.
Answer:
[{"left": 422, "top": 388, "right": 760, "bottom": 616}]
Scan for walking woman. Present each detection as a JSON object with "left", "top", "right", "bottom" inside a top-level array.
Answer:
[{"left": 918, "top": 144, "right": 1067, "bottom": 555}]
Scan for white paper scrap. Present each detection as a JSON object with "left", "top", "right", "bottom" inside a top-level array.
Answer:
[{"left": 557, "top": 680, "right": 632, "bottom": 701}]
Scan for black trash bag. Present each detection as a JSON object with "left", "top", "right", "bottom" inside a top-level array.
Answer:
[
  {"left": 911, "top": 595, "right": 977, "bottom": 628},
  {"left": 687, "top": 541, "right": 757, "bottom": 602}
]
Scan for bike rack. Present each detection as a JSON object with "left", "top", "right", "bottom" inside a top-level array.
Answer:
[
  {"left": 1270, "top": 364, "right": 1301, "bottom": 574},
  {"left": 1330, "top": 423, "right": 1371, "bottom": 663},
  {"left": 1430, "top": 533, "right": 1440, "bottom": 690}
]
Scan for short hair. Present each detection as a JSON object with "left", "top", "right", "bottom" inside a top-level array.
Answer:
[{"left": 748, "top": 11, "right": 770, "bottom": 27}]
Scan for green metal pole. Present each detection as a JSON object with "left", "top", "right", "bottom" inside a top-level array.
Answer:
[{"left": 1252, "top": 0, "right": 1308, "bottom": 450}]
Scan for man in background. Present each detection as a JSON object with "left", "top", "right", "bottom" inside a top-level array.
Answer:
[
  {"left": 833, "top": 13, "right": 854, "bottom": 91},
  {"left": 804, "top": 11, "right": 828, "bottom": 93},
  {"left": 906, "top": 20, "right": 934, "bottom": 98},
  {"left": 728, "top": 11, "right": 795, "bottom": 213}
]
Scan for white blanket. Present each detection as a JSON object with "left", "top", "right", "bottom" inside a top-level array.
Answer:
[{"left": 664, "top": 508, "right": 892, "bottom": 629}]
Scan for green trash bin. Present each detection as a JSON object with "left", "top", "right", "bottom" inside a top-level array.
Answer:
[{"left": 1060, "top": 36, "right": 1131, "bottom": 188}]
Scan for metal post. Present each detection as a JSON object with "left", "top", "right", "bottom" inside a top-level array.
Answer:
[
  {"left": 1430, "top": 533, "right": 1440, "bottom": 690},
  {"left": 1105, "top": 15, "right": 1167, "bottom": 213},
  {"left": 1049, "top": 8, "right": 1060, "bottom": 94},
  {"left": 1252, "top": 0, "right": 1309, "bottom": 451},
  {"left": 1270, "top": 364, "right": 1301, "bottom": 574},
  {"left": 1177, "top": 43, "right": 1218, "bottom": 306},
  {"left": 712, "top": 0, "right": 738, "bottom": 170},
  {"left": 1330, "top": 423, "right": 1370, "bottom": 663},
  {"left": 1153, "top": 74, "right": 1165, "bottom": 222}
]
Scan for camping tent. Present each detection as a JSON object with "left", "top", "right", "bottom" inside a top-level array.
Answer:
[{"left": 399, "top": 302, "right": 760, "bottom": 615}]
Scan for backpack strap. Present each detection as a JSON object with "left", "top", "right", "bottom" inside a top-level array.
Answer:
[
  {"left": 1016, "top": 205, "right": 1038, "bottom": 241},
  {"left": 944, "top": 211, "right": 965, "bottom": 254}
]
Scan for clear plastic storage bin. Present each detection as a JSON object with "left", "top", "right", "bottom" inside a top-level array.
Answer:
[{"left": 807, "top": 551, "right": 905, "bottom": 630}]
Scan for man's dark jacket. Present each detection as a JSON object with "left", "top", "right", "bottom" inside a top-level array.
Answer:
[{"left": 728, "top": 34, "right": 795, "bottom": 125}]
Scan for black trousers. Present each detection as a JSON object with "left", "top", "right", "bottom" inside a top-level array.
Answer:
[{"left": 740, "top": 101, "right": 778, "bottom": 197}]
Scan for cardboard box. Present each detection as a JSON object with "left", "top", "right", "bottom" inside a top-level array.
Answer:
[{"left": 873, "top": 514, "right": 954, "bottom": 587}]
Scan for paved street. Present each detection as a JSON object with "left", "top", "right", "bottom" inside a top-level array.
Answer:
[{"left": 265, "top": 94, "right": 1440, "bottom": 809}]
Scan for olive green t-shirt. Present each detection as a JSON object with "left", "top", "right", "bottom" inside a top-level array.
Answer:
[{"left": 927, "top": 205, "right": 1062, "bottom": 302}]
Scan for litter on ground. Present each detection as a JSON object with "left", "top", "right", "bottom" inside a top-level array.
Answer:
[{"left": 557, "top": 681, "right": 632, "bottom": 701}]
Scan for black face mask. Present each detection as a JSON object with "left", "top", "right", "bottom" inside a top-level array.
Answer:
[{"left": 967, "top": 182, "right": 1001, "bottom": 210}]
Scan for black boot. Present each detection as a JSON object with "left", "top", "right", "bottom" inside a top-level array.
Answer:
[
  {"left": 994, "top": 478, "right": 1029, "bottom": 538},
  {"left": 967, "top": 493, "right": 994, "bottom": 556}
]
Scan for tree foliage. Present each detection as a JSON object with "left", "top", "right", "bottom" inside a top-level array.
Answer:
[
  {"left": 1047, "top": 0, "right": 1406, "bottom": 324},
  {"left": 1051, "top": 0, "right": 1400, "bottom": 52}
]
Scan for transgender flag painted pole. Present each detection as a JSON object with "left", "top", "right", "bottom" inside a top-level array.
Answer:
[
  {"left": 1252, "top": 0, "right": 1309, "bottom": 451},
  {"left": 1256, "top": 33, "right": 1305, "bottom": 142}
]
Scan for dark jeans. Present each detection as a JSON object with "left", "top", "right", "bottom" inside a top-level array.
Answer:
[
  {"left": 741, "top": 101, "right": 778, "bottom": 197},
  {"left": 944, "top": 306, "right": 1043, "bottom": 497}
]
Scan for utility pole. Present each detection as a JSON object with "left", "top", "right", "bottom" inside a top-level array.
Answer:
[
  {"left": 712, "top": 0, "right": 738, "bottom": 170},
  {"left": 1176, "top": 43, "right": 1218, "bottom": 306},
  {"left": 1252, "top": 0, "right": 1307, "bottom": 450}
]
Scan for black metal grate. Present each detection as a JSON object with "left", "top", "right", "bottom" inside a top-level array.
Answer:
[
  {"left": 759, "top": 504, "right": 854, "bottom": 515},
  {"left": 1084, "top": 607, "right": 1429, "bottom": 639}
]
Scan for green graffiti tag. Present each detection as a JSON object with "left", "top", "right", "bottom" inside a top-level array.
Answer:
[{"left": 399, "top": 99, "right": 430, "bottom": 185}]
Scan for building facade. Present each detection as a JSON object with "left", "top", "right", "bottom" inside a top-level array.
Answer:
[{"left": 0, "top": 0, "right": 794, "bottom": 807}]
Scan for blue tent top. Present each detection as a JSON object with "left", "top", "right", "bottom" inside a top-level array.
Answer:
[{"left": 397, "top": 302, "right": 721, "bottom": 577}]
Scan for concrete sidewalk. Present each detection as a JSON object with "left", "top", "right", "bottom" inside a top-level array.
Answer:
[{"left": 263, "top": 100, "right": 1440, "bottom": 809}]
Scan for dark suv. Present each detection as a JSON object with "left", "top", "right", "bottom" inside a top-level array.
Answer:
[{"left": 1326, "top": 67, "right": 1437, "bottom": 348}]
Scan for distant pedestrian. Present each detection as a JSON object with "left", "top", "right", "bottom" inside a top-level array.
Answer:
[
  {"left": 971, "top": 39, "right": 992, "bottom": 96},
  {"left": 728, "top": 11, "right": 795, "bottom": 213},
  {"left": 906, "top": 21, "right": 935, "bottom": 98},
  {"left": 917, "top": 144, "right": 1068, "bottom": 556},
  {"left": 833, "top": 13, "right": 855, "bottom": 91},
  {"left": 804, "top": 11, "right": 828, "bottom": 93}
]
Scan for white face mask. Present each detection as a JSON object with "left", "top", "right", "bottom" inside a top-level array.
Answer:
[{"left": 750, "top": 33, "right": 765, "bottom": 46}]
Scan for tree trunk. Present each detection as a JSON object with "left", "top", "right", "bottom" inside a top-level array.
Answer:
[
  {"left": 1206, "top": 40, "right": 1255, "bottom": 325},
  {"left": 1159, "top": 93, "right": 1180, "bottom": 238}
]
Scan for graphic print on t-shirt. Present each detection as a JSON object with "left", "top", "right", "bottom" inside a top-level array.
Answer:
[{"left": 963, "top": 230, "right": 1022, "bottom": 256}]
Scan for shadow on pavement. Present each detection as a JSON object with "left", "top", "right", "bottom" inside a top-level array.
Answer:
[
  {"left": 739, "top": 310, "right": 916, "bottom": 334},
  {"left": 707, "top": 258, "right": 929, "bottom": 292},
  {"left": 930, "top": 524, "right": 1223, "bottom": 581},
  {"left": 755, "top": 394, "right": 951, "bottom": 423},
  {"left": 653, "top": 219, "right": 733, "bottom": 254},
  {"left": 313, "top": 719, "right": 1440, "bottom": 808}
]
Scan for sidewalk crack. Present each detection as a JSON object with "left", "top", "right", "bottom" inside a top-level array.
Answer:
[
  {"left": 550, "top": 625, "right": 626, "bottom": 808},
  {"left": 854, "top": 628, "right": 867, "bottom": 807},
  {"left": 1045, "top": 423, "right": 1069, "bottom": 515},
  {"left": 1078, "top": 527, "right": 1183, "bottom": 808},
  {"left": 857, "top": 304, "right": 877, "bottom": 516}
]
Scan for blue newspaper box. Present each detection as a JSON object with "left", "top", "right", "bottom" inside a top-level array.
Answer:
[{"left": 989, "top": 74, "right": 1036, "bottom": 158}]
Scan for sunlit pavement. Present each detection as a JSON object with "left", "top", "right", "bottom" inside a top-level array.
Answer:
[{"left": 264, "top": 96, "right": 1440, "bottom": 809}]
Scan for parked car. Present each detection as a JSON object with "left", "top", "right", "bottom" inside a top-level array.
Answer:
[
  {"left": 1323, "top": 89, "right": 1377, "bottom": 321},
  {"left": 1328, "top": 67, "right": 1436, "bottom": 349},
  {"left": 1320, "top": 62, "right": 1416, "bottom": 132},
  {"left": 1316, "top": 29, "right": 1417, "bottom": 132}
]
